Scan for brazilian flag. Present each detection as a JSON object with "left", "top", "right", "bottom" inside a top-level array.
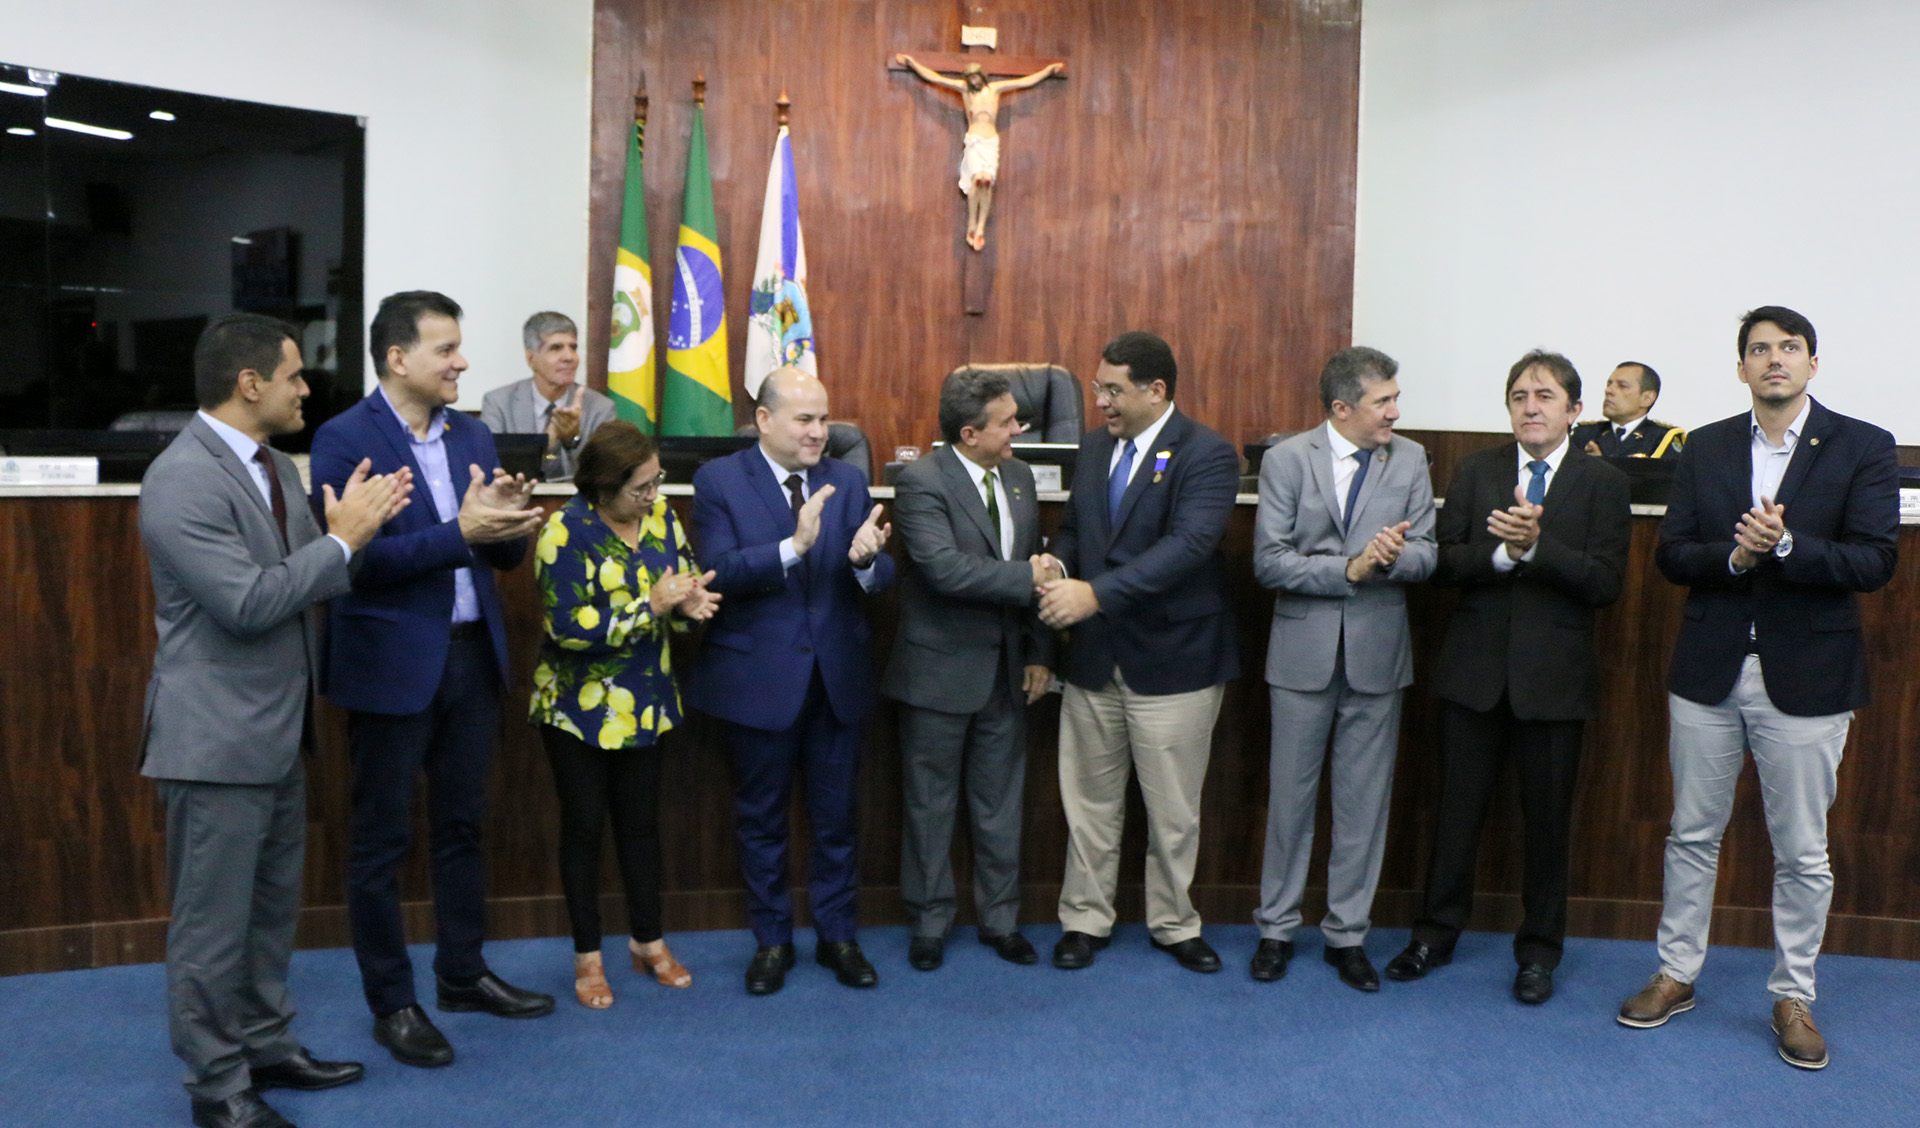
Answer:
[
  {"left": 606, "top": 104, "right": 656, "bottom": 430},
  {"left": 661, "top": 102, "right": 732, "bottom": 436}
]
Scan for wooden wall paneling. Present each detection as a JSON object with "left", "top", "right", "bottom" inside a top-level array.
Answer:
[
  {"left": 10, "top": 493, "right": 1920, "bottom": 974},
  {"left": 587, "top": 0, "right": 1357, "bottom": 463}
]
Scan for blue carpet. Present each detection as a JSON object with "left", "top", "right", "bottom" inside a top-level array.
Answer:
[{"left": 3, "top": 926, "right": 1915, "bottom": 1127}]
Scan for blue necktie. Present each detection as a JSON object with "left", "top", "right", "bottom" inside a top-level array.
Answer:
[
  {"left": 1108, "top": 439, "right": 1137, "bottom": 524},
  {"left": 1526, "top": 460, "right": 1549, "bottom": 505},
  {"left": 1343, "top": 449, "right": 1371, "bottom": 533}
]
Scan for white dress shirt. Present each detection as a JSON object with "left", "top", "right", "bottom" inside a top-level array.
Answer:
[
  {"left": 1324, "top": 421, "right": 1364, "bottom": 524},
  {"left": 1490, "top": 436, "right": 1570, "bottom": 572},
  {"left": 1107, "top": 402, "right": 1177, "bottom": 488},
  {"left": 1728, "top": 398, "right": 1812, "bottom": 575}
]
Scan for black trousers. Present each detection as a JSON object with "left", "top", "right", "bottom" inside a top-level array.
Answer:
[
  {"left": 345, "top": 634, "right": 498, "bottom": 1016},
  {"left": 1412, "top": 697, "right": 1585, "bottom": 968},
  {"left": 540, "top": 725, "right": 665, "bottom": 953}
]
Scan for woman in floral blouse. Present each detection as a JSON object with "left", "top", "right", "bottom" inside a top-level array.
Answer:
[{"left": 531, "top": 421, "right": 719, "bottom": 1009}]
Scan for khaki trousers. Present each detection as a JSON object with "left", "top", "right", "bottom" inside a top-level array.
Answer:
[{"left": 1057, "top": 668, "right": 1224, "bottom": 943}]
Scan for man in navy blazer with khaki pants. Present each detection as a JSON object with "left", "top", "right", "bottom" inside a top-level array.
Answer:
[
  {"left": 688, "top": 365, "right": 896, "bottom": 996},
  {"left": 1616, "top": 306, "right": 1897, "bottom": 1071},
  {"left": 309, "top": 291, "right": 554, "bottom": 1069},
  {"left": 1038, "top": 331, "right": 1241, "bottom": 975}
]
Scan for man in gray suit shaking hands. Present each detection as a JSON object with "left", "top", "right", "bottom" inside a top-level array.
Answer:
[
  {"left": 884, "top": 368, "right": 1055, "bottom": 971},
  {"left": 1250, "top": 346, "right": 1436, "bottom": 990},
  {"left": 139, "top": 314, "right": 411, "bottom": 1128}
]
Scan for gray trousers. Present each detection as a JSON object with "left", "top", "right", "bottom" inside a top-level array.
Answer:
[
  {"left": 898, "top": 672, "right": 1027, "bottom": 939},
  {"left": 159, "top": 764, "right": 306, "bottom": 1100},
  {"left": 1254, "top": 671, "right": 1402, "bottom": 947},
  {"left": 1658, "top": 656, "right": 1849, "bottom": 1001}
]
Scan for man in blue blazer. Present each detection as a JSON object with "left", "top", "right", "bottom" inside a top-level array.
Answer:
[
  {"left": 1616, "top": 306, "right": 1897, "bottom": 1072},
  {"left": 1037, "top": 331, "right": 1241, "bottom": 975},
  {"left": 687, "top": 365, "right": 896, "bottom": 996},
  {"left": 309, "top": 291, "right": 553, "bottom": 1069}
]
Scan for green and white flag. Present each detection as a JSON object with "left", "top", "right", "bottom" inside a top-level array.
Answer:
[{"left": 606, "top": 102, "right": 656, "bottom": 430}]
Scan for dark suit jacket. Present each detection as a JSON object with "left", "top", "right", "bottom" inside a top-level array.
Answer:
[
  {"left": 883, "top": 445, "right": 1053, "bottom": 714},
  {"left": 1432, "top": 444, "right": 1631, "bottom": 721},
  {"left": 1656, "top": 399, "right": 1897, "bottom": 716},
  {"left": 1573, "top": 418, "right": 1685, "bottom": 459},
  {"left": 686, "top": 447, "right": 896, "bottom": 730},
  {"left": 1049, "top": 408, "right": 1240, "bottom": 695},
  {"left": 308, "top": 391, "right": 524, "bottom": 715}
]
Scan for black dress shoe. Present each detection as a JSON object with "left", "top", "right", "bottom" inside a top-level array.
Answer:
[
  {"left": 908, "top": 935, "right": 945, "bottom": 971},
  {"left": 1150, "top": 935, "right": 1222, "bottom": 973},
  {"left": 979, "top": 930, "right": 1039, "bottom": 965},
  {"left": 1324, "top": 944, "right": 1380, "bottom": 992},
  {"left": 251, "top": 1047, "right": 364, "bottom": 1091},
  {"left": 372, "top": 1004, "right": 454, "bottom": 1069},
  {"left": 816, "top": 940, "right": 879, "bottom": 988},
  {"left": 1051, "top": 930, "right": 1111, "bottom": 969},
  {"left": 191, "top": 1089, "right": 293, "bottom": 1128},
  {"left": 745, "top": 943, "right": 797, "bottom": 996},
  {"left": 1514, "top": 962, "right": 1554, "bottom": 1005},
  {"left": 436, "top": 971, "right": 555, "bottom": 1018},
  {"left": 1385, "top": 941, "right": 1452, "bottom": 982},
  {"left": 1249, "top": 938, "right": 1294, "bottom": 982}
]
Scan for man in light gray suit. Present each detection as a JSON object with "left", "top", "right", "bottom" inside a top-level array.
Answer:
[
  {"left": 139, "top": 313, "right": 410, "bottom": 1128},
  {"left": 1250, "top": 346, "right": 1436, "bottom": 991},
  {"left": 884, "top": 368, "right": 1057, "bottom": 971},
  {"left": 478, "top": 311, "right": 616, "bottom": 480}
]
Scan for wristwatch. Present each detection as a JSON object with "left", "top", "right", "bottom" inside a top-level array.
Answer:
[{"left": 1773, "top": 529, "right": 1794, "bottom": 559}]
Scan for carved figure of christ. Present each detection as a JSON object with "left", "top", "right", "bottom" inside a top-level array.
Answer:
[{"left": 896, "top": 53, "right": 1064, "bottom": 251}]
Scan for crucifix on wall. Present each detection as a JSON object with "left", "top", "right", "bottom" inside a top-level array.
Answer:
[{"left": 890, "top": 20, "right": 1066, "bottom": 312}]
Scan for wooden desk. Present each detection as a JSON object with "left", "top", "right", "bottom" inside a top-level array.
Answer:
[{"left": 3, "top": 487, "right": 1916, "bottom": 974}]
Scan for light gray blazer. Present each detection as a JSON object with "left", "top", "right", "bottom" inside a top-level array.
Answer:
[
  {"left": 137, "top": 416, "right": 352, "bottom": 784},
  {"left": 478, "top": 377, "right": 617, "bottom": 480},
  {"left": 883, "top": 445, "right": 1053, "bottom": 715},
  {"left": 1254, "top": 426, "right": 1436, "bottom": 695}
]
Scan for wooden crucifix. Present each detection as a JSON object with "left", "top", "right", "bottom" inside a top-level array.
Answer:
[{"left": 890, "top": 18, "right": 1066, "bottom": 313}]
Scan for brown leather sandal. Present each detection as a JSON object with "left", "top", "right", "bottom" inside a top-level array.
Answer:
[
  {"left": 575, "top": 951, "right": 613, "bottom": 1008},
  {"left": 631, "top": 938, "right": 692, "bottom": 988}
]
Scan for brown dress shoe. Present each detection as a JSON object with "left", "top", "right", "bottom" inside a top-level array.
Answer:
[
  {"left": 1771, "top": 998, "right": 1829, "bottom": 1070},
  {"left": 1617, "top": 973, "right": 1695, "bottom": 1028}
]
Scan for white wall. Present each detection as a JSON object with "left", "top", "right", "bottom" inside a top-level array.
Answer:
[
  {"left": 1, "top": 0, "right": 593, "bottom": 407},
  {"left": 1355, "top": 0, "right": 1920, "bottom": 439}
]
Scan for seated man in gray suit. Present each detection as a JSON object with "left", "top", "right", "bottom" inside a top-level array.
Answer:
[
  {"left": 139, "top": 313, "right": 411, "bottom": 1128},
  {"left": 1251, "top": 346, "right": 1436, "bottom": 991},
  {"left": 478, "top": 311, "right": 616, "bottom": 480},
  {"left": 884, "top": 367, "right": 1056, "bottom": 971}
]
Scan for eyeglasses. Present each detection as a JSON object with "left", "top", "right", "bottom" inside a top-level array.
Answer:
[
  {"left": 1088, "top": 380, "right": 1134, "bottom": 400},
  {"left": 621, "top": 471, "right": 667, "bottom": 500}
]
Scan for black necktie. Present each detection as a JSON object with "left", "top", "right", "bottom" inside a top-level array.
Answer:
[
  {"left": 983, "top": 469, "right": 1003, "bottom": 557},
  {"left": 253, "top": 446, "right": 288, "bottom": 547},
  {"left": 785, "top": 472, "right": 805, "bottom": 518}
]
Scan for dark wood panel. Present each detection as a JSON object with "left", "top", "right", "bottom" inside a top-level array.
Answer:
[
  {"left": 585, "top": 0, "right": 1358, "bottom": 456},
  {"left": 7, "top": 486, "right": 1920, "bottom": 976}
]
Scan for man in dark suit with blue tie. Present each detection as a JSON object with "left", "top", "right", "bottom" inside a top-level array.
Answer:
[
  {"left": 309, "top": 291, "right": 555, "bottom": 1069},
  {"left": 1617, "top": 306, "right": 1897, "bottom": 1071},
  {"left": 688, "top": 365, "right": 896, "bottom": 995},
  {"left": 1037, "top": 331, "right": 1241, "bottom": 975}
]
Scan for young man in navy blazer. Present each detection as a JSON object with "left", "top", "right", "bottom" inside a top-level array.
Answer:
[
  {"left": 687, "top": 365, "right": 896, "bottom": 995},
  {"left": 1037, "top": 331, "right": 1241, "bottom": 975},
  {"left": 1616, "top": 306, "right": 1897, "bottom": 1071},
  {"left": 309, "top": 291, "right": 554, "bottom": 1069}
]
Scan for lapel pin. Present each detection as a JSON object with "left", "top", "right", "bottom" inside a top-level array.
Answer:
[{"left": 1810, "top": 437, "right": 1820, "bottom": 446}]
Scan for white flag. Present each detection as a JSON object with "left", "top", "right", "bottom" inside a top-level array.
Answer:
[{"left": 744, "top": 125, "right": 815, "bottom": 399}]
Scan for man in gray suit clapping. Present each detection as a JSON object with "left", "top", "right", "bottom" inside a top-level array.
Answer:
[
  {"left": 1249, "top": 346, "right": 1436, "bottom": 991},
  {"left": 884, "top": 367, "right": 1055, "bottom": 971},
  {"left": 139, "top": 314, "right": 411, "bottom": 1128}
]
